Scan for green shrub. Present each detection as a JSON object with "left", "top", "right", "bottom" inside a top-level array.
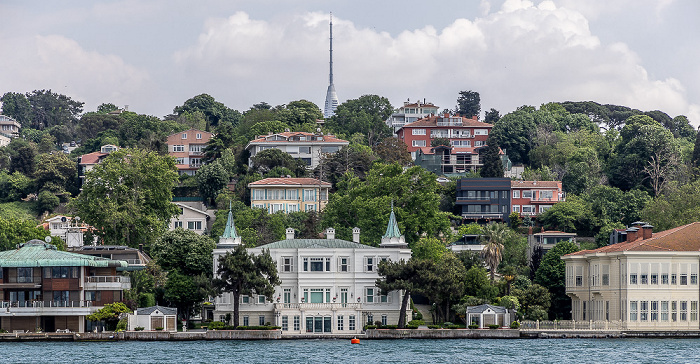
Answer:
[
  {"left": 413, "top": 311, "right": 423, "bottom": 320},
  {"left": 115, "top": 318, "right": 127, "bottom": 332},
  {"left": 427, "top": 325, "right": 441, "bottom": 329},
  {"left": 468, "top": 324, "right": 479, "bottom": 329},
  {"left": 445, "top": 324, "right": 463, "bottom": 329},
  {"left": 405, "top": 325, "right": 419, "bottom": 330},
  {"left": 510, "top": 321, "right": 520, "bottom": 329},
  {"left": 364, "top": 325, "right": 377, "bottom": 330},
  {"left": 155, "top": 327, "right": 164, "bottom": 331},
  {"left": 134, "top": 327, "right": 144, "bottom": 331},
  {"left": 488, "top": 324, "right": 500, "bottom": 329},
  {"left": 408, "top": 319, "right": 425, "bottom": 326},
  {"left": 207, "top": 321, "right": 226, "bottom": 330},
  {"left": 234, "top": 326, "right": 280, "bottom": 330},
  {"left": 443, "top": 322, "right": 453, "bottom": 326},
  {"left": 383, "top": 325, "right": 398, "bottom": 329}
]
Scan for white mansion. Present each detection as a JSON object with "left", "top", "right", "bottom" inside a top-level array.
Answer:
[
  {"left": 212, "top": 206, "right": 412, "bottom": 334},
  {"left": 562, "top": 222, "right": 700, "bottom": 330}
]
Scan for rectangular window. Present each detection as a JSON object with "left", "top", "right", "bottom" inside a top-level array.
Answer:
[
  {"left": 661, "top": 301, "right": 669, "bottom": 321},
  {"left": 651, "top": 301, "right": 658, "bottom": 321},
  {"left": 630, "top": 274, "right": 638, "bottom": 285},
  {"left": 692, "top": 274, "right": 698, "bottom": 285},
  {"left": 672, "top": 274, "right": 677, "bottom": 285},
  {"left": 512, "top": 205, "right": 520, "bottom": 213},
  {"left": 681, "top": 274, "right": 688, "bottom": 285},
  {"left": 640, "top": 301, "right": 648, "bottom": 321},
  {"left": 258, "top": 295, "right": 266, "bottom": 304},
  {"left": 630, "top": 301, "right": 637, "bottom": 321},
  {"left": 298, "top": 147, "right": 311, "bottom": 154},
  {"left": 196, "top": 133, "right": 202, "bottom": 139},
  {"left": 474, "top": 129, "right": 488, "bottom": 135},
  {"left": 366, "top": 287, "right": 374, "bottom": 303},
  {"left": 412, "top": 140, "right": 426, "bottom": 147},
  {"left": 310, "top": 258, "right": 324, "bottom": 271},
  {"left": 173, "top": 145, "right": 185, "bottom": 152},
  {"left": 17, "top": 267, "right": 33, "bottom": 283},
  {"left": 522, "top": 191, "right": 533, "bottom": 199},
  {"left": 283, "top": 288, "right": 291, "bottom": 304},
  {"left": 293, "top": 316, "right": 300, "bottom": 331},
  {"left": 602, "top": 265, "right": 610, "bottom": 286},
  {"left": 303, "top": 258, "right": 308, "bottom": 271},
  {"left": 692, "top": 301, "right": 698, "bottom": 321},
  {"left": 243, "top": 316, "right": 249, "bottom": 326},
  {"left": 662, "top": 274, "right": 669, "bottom": 284},
  {"left": 303, "top": 189, "right": 315, "bottom": 202},
  {"left": 259, "top": 316, "right": 265, "bottom": 326},
  {"left": 175, "top": 158, "right": 184, "bottom": 164},
  {"left": 242, "top": 296, "right": 250, "bottom": 304},
  {"left": 349, "top": 315, "right": 355, "bottom": 331},
  {"left": 85, "top": 291, "right": 101, "bottom": 302},
  {"left": 282, "top": 316, "right": 288, "bottom": 331},
  {"left": 575, "top": 266, "right": 583, "bottom": 287},
  {"left": 640, "top": 274, "right": 648, "bottom": 285},
  {"left": 651, "top": 274, "right": 658, "bottom": 284},
  {"left": 540, "top": 190, "right": 553, "bottom": 199},
  {"left": 187, "top": 221, "right": 203, "bottom": 230},
  {"left": 381, "top": 315, "right": 387, "bottom": 326},
  {"left": 181, "top": 133, "right": 187, "bottom": 139},
  {"left": 412, "top": 129, "right": 426, "bottom": 135},
  {"left": 366, "top": 257, "right": 375, "bottom": 272},
  {"left": 339, "top": 257, "right": 349, "bottom": 272},
  {"left": 337, "top": 315, "right": 344, "bottom": 331},
  {"left": 513, "top": 190, "right": 520, "bottom": 199},
  {"left": 52, "top": 267, "right": 70, "bottom": 279},
  {"left": 283, "top": 257, "right": 293, "bottom": 272},
  {"left": 681, "top": 301, "right": 688, "bottom": 321},
  {"left": 672, "top": 301, "right": 678, "bottom": 321}
]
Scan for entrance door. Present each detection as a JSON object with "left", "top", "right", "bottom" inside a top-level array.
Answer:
[
  {"left": 314, "top": 317, "right": 323, "bottom": 333},
  {"left": 43, "top": 316, "right": 55, "bottom": 332}
]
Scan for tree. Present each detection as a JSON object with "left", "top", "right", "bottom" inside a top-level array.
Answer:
[
  {"left": 376, "top": 259, "right": 417, "bottom": 328},
  {"left": 77, "top": 113, "right": 123, "bottom": 140},
  {"left": 484, "top": 108, "right": 501, "bottom": 124},
  {"left": 479, "top": 137, "right": 504, "bottom": 178},
  {"left": 0, "top": 92, "right": 33, "bottom": 126},
  {"left": 173, "top": 93, "right": 242, "bottom": 127},
  {"left": 539, "top": 195, "right": 595, "bottom": 235},
  {"left": 316, "top": 144, "right": 377, "bottom": 187},
  {"left": 534, "top": 240, "right": 579, "bottom": 319},
  {"left": 326, "top": 95, "right": 393, "bottom": 146},
  {"left": 150, "top": 229, "right": 216, "bottom": 277},
  {"left": 70, "top": 148, "right": 180, "bottom": 249},
  {"left": 25, "top": 89, "right": 84, "bottom": 130},
  {"left": 640, "top": 179, "right": 700, "bottom": 231},
  {"left": 196, "top": 161, "right": 230, "bottom": 206},
  {"left": 431, "top": 138, "right": 450, "bottom": 147},
  {"left": 277, "top": 100, "right": 323, "bottom": 126},
  {"left": 0, "top": 217, "right": 65, "bottom": 251},
  {"left": 164, "top": 271, "right": 213, "bottom": 323},
  {"left": 463, "top": 266, "right": 491, "bottom": 297},
  {"left": 455, "top": 90, "right": 481, "bottom": 119},
  {"left": 34, "top": 152, "right": 77, "bottom": 194},
  {"left": 413, "top": 254, "right": 466, "bottom": 323},
  {"left": 373, "top": 137, "right": 412, "bottom": 166},
  {"left": 490, "top": 109, "right": 536, "bottom": 164},
  {"left": 693, "top": 126, "right": 700, "bottom": 169},
  {"left": 481, "top": 223, "right": 508, "bottom": 281},
  {"left": 215, "top": 246, "right": 280, "bottom": 328},
  {"left": 36, "top": 190, "right": 60, "bottom": 213},
  {"left": 251, "top": 148, "right": 308, "bottom": 177},
  {"left": 411, "top": 237, "right": 448, "bottom": 262},
  {"left": 7, "top": 138, "right": 37, "bottom": 176},
  {"left": 322, "top": 163, "right": 452, "bottom": 246},
  {"left": 86, "top": 302, "right": 131, "bottom": 331}
]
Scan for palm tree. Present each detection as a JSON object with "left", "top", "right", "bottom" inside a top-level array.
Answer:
[{"left": 481, "top": 223, "right": 508, "bottom": 281}]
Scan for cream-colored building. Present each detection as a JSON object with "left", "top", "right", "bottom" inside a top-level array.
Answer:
[
  {"left": 562, "top": 222, "right": 700, "bottom": 330},
  {"left": 249, "top": 178, "right": 331, "bottom": 213},
  {"left": 245, "top": 131, "right": 349, "bottom": 169},
  {"left": 212, "top": 205, "right": 412, "bottom": 334},
  {"left": 169, "top": 201, "right": 215, "bottom": 234}
]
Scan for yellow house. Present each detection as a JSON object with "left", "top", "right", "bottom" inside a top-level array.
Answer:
[{"left": 249, "top": 177, "right": 331, "bottom": 213}]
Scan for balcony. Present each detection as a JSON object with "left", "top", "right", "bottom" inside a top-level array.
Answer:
[
  {"left": 84, "top": 276, "right": 131, "bottom": 290},
  {"left": 456, "top": 196, "right": 493, "bottom": 201},
  {"left": 461, "top": 212, "right": 504, "bottom": 220},
  {"left": 0, "top": 300, "right": 96, "bottom": 316},
  {"left": 274, "top": 303, "right": 363, "bottom": 311}
]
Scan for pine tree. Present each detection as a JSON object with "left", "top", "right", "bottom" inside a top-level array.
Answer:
[{"left": 480, "top": 137, "right": 504, "bottom": 178}]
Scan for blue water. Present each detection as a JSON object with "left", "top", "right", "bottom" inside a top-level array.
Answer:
[{"left": 1, "top": 338, "right": 698, "bottom": 363}]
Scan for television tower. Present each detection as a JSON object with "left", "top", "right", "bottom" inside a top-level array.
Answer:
[{"left": 323, "top": 13, "right": 339, "bottom": 119}]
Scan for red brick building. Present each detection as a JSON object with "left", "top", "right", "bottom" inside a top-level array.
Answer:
[{"left": 510, "top": 180, "right": 565, "bottom": 216}]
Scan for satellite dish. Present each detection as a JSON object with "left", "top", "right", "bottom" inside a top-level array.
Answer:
[{"left": 44, "top": 236, "right": 52, "bottom": 243}]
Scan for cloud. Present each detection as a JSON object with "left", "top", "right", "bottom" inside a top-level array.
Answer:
[
  {"left": 173, "top": 3, "right": 698, "bottom": 124},
  {"left": 0, "top": 34, "right": 151, "bottom": 113}
]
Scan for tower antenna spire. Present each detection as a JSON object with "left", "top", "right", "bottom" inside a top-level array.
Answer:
[{"left": 323, "top": 12, "right": 339, "bottom": 118}]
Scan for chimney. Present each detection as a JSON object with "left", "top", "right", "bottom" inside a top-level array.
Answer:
[
  {"left": 139, "top": 244, "right": 143, "bottom": 252},
  {"left": 325, "top": 227, "right": 336, "bottom": 240},
  {"left": 285, "top": 228, "right": 295, "bottom": 240},
  {"left": 641, "top": 224, "right": 654, "bottom": 240},
  {"left": 626, "top": 227, "right": 639, "bottom": 242},
  {"left": 352, "top": 227, "right": 361, "bottom": 243}
]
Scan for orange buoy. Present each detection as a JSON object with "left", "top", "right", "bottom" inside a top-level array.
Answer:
[{"left": 351, "top": 338, "right": 360, "bottom": 344}]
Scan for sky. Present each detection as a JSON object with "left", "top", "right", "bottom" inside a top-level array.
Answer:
[{"left": 1, "top": 0, "right": 698, "bottom": 125}]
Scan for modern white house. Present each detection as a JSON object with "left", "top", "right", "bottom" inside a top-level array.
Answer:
[
  {"left": 385, "top": 100, "right": 439, "bottom": 133},
  {"left": 245, "top": 131, "right": 349, "bottom": 169},
  {"left": 562, "top": 222, "right": 700, "bottom": 330},
  {"left": 212, "top": 205, "right": 412, "bottom": 334}
]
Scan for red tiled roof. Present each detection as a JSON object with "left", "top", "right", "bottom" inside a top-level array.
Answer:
[
  {"left": 565, "top": 222, "right": 700, "bottom": 256},
  {"left": 248, "top": 178, "right": 332, "bottom": 187},
  {"left": 401, "top": 115, "right": 493, "bottom": 128},
  {"left": 248, "top": 132, "right": 348, "bottom": 144},
  {"left": 79, "top": 152, "right": 108, "bottom": 165},
  {"left": 511, "top": 181, "right": 562, "bottom": 188}
]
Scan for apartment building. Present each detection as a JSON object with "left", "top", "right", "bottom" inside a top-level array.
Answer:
[
  {"left": 245, "top": 132, "right": 349, "bottom": 169},
  {"left": 166, "top": 129, "right": 213, "bottom": 175}
]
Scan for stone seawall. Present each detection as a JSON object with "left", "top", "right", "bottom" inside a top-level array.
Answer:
[{"left": 366, "top": 329, "right": 520, "bottom": 339}]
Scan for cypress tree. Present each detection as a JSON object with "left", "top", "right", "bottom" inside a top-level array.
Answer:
[{"left": 480, "top": 137, "right": 504, "bottom": 178}]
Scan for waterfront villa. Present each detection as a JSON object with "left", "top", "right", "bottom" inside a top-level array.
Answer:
[
  {"left": 0, "top": 240, "right": 130, "bottom": 333},
  {"left": 212, "top": 206, "right": 412, "bottom": 334},
  {"left": 562, "top": 222, "right": 700, "bottom": 330}
]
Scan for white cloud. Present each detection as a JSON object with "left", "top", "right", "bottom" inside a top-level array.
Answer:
[{"left": 0, "top": 34, "right": 151, "bottom": 113}]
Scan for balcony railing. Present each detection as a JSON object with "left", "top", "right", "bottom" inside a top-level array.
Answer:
[
  {"left": 125, "top": 259, "right": 145, "bottom": 265},
  {"left": 85, "top": 276, "right": 131, "bottom": 283},
  {"left": 274, "top": 303, "right": 362, "bottom": 310},
  {"left": 0, "top": 300, "right": 94, "bottom": 308},
  {"left": 457, "top": 196, "right": 493, "bottom": 201}
]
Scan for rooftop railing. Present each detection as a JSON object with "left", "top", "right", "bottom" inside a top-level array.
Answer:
[{"left": 85, "top": 276, "right": 130, "bottom": 283}]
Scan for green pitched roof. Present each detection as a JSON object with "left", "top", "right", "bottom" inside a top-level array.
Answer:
[
  {"left": 0, "top": 240, "right": 128, "bottom": 268},
  {"left": 260, "top": 239, "right": 375, "bottom": 249},
  {"left": 220, "top": 201, "right": 239, "bottom": 239},
  {"left": 383, "top": 204, "right": 403, "bottom": 239}
]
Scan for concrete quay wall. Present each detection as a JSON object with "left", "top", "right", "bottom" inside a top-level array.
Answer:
[{"left": 366, "top": 328, "right": 520, "bottom": 339}]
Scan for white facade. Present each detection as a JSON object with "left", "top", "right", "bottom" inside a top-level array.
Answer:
[
  {"left": 212, "top": 211, "right": 411, "bottom": 335},
  {"left": 169, "top": 201, "right": 215, "bottom": 235},
  {"left": 386, "top": 100, "right": 439, "bottom": 133},
  {"left": 128, "top": 306, "right": 177, "bottom": 332},
  {"left": 563, "top": 222, "right": 700, "bottom": 330},
  {"left": 245, "top": 132, "right": 349, "bottom": 169}
]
